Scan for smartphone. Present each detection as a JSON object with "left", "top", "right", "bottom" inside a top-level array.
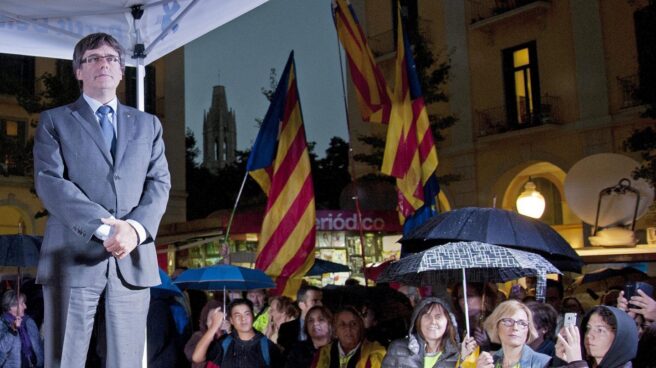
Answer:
[
  {"left": 564, "top": 312, "right": 577, "bottom": 327},
  {"left": 625, "top": 281, "right": 654, "bottom": 309}
]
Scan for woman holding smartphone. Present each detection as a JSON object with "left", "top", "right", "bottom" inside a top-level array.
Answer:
[{"left": 555, "top": 305, "right": 638, "bottom": 368}]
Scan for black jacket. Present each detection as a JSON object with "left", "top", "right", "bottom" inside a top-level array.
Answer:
[
  {"left": 284, "top": 339, "right": 318, "bottom": 368},
  {"left": 278, "top": 318, "right": 301, "bottom": 353},
  {"left": 208, "top": 331, "right": 282, "bottom": 368}
]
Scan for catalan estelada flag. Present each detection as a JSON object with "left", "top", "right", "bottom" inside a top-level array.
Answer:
[
  {"left": 247, "top": 51, "right": 316, "bottom": 297},
  {"left": 382, "top": 5, "right": 439, "bottom": 234},
  {"left": 333, "top": 0, "right": 392, "bottom": 124}
]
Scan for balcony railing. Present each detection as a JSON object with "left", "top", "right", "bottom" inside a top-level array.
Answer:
[
  {"left": 469, "top": 0, "right": 551, "bottom": 26},
  {"left": 368, "top": 18, "right": 432, "bottom": 58},
  {"left": 617, "top": 74, "right": 641, "bottom": 109},
  {"left": 369, "top": 29, "right": 395, "bottom": 57},
  {"left": 475, "top": 94, "right": 561, "bottom": 137}
]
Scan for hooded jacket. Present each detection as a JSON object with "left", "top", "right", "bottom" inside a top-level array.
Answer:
[
  {"left": 381, "top": 297, "right": 461, "bottom": 368},
  {"left": 579, "top": 306, "right": 637, "bottom": 368}
]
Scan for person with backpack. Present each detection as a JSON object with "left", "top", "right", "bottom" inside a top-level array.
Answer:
[{"left": 195, "top": 298, "right": 282, "bottom": 368}]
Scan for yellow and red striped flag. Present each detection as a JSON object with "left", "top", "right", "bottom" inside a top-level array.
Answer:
[
  {"left": 382, "top": 5, "right": 439, "bottom": 232},
  {"left": 247, "top": 51, "right": 316, "bottom": 298},
  {"left": 333, "top": 0, "right": 392, "bottom": 124}
]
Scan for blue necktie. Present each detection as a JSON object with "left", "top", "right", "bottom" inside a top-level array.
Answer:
[{"left": 96, "top": 105, "right": 116, "bottom": 156}]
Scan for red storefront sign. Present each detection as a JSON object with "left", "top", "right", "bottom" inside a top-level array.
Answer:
[{"left": 224, "top": 209, "right": 402, "bottom": 234}]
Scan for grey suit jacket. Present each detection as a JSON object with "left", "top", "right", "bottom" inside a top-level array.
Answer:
[{"left": 33, "top": 96, "right": 171, "bottom": 288}]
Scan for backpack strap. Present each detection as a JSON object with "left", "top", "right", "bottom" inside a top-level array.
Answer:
[
  {"left": 260, "top": 336, "right": 270, "bottom": 366},
  {"left": 221, "top": 335, "right": 233, "bottom": 361},
  {"left": 221, "top": 334, "right": 270, "bottom": 367}
]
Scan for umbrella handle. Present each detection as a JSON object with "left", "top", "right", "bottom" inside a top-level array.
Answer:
[{"left": 462, "top": 268, "right": 469, "bottom": 337}]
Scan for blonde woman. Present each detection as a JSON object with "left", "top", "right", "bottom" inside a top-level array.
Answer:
[
  {"left": 266, "top": 296, "right": 299, "bottom": 344},
  {"left": 477, "top": 300, "right": 551, "bottom": 368}
]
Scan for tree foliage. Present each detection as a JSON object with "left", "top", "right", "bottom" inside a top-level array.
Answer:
[
  {"left": 185, "top": 129, "right": 352, "bottom": 219},
  {"left": 624, "top": 1, "right": 656, "bottom": 187},
  {"left": 623, "top": 126, "right": 656, "bottom": 188},
  {"left": 14, "top": 61, "right": 79, "bottom": 114}
]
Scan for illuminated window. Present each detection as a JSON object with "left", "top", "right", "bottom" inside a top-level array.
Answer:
[
  {"left": 5, "top": 121, "right": 18, "bottom": 136},
  {"left": 503, "top": 42, "right": 541, "bottom": 126}
]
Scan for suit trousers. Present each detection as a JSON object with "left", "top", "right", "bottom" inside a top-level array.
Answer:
[{"left": 42, "top": 258, "right": 150, "bottom": 368}]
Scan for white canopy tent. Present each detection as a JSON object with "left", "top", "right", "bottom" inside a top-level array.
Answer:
[
  {"left": 1, "top": 1, "right": 269, "bottom": 366},
  {"left": 0, "top": 0, "right": 269, "bottom": 110}
]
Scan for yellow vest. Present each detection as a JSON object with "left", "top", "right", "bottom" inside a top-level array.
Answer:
[{"left": 314, "top": 340, "right": 386, "bottom": 368}]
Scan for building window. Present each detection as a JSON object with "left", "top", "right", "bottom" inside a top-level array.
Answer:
[
  {"left": 0, "top": 119, "right": 27, "bottom": 176},
  {"left": 634, "top": 5, "right": 656, "bottom": 104},
  {"left": 0, "top": 119, "right": 26, "bottom": 144},
  {"left": 502, "top": 41, "right": 541, "bottom": 127},
  {"left": 0, "top": 54, "right": 35, "bottom": 96}
]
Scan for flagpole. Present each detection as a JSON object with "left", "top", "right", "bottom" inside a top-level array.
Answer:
[
  {"left": 221, "top": 171, "right": 249, "bottom": 264},
  {"left": 334, "top": 20, "right": 369, "bottom": 284}
]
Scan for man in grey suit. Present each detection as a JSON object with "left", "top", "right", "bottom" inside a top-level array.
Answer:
[{"left": 33, "top": 33, "right": 171, "bottom": 367}]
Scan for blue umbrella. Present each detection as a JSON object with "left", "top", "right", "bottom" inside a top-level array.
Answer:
[
  {"left": 306, "top": 258, "right": 350, "bottom": 276},
  {"left": 172, "top": 264, "right": 275, "bottom": 291},
  {"left": 0, "top": 234, "right": 42, "bottom": 297},
  {"left": 0, "top": 234, "right": 41, "bottom": 267},
  {"left": 151, "top": 268, "right": 183, "bottom": 298}
]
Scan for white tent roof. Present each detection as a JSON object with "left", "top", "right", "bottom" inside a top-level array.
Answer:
[{"left": 0, "top": 0, "right": 268, "bottom": 66}]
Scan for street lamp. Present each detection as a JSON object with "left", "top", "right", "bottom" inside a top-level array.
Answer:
[{"left": 516, "top": 180, "right": 545, "bottom": 219}]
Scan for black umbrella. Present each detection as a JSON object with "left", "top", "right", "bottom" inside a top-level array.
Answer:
[
  {"left": 569, "top": 267, "right": 650, "bottom": 296},
  {"left": 305, "top": 258, "right": 350, "bottom": 276},
  {"left": 0, "top": 234, "right": 42, "bottom": 296},
  {"left": 401, "top": 207, "right": 583, "bottom": 273}
]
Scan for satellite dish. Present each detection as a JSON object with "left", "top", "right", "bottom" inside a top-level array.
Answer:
[{"left": 564, "top": 153, "right": 654, "bottom": 227}]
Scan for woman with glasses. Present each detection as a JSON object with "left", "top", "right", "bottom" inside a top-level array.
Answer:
[
  {"left": 554, "top": 306, "right": 638, "bottom": 368},
  {"left": 477, "top": 300, "right": 551, "bottom": 368}
]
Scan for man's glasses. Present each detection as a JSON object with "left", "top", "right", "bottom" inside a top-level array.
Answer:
[
  {"left": 81, "top": 55, "right": 120, "bottom": 65},
  {"left": 498, "top": 318, "right": 529, "bottom": 329}
]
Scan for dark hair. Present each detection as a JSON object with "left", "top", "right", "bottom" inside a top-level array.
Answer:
[
  {"left": 246, "top": 288, "right": 267, "bottom": 297},
  {"left": 1, "top": 290, "right": 25, "bottom": 313},
  {"left": 227, "top": 298, "right": 254, "bottom": 319},
  {"left": 414, "top": 302, "right": 458, "bottom": 350},
  {"left": 546, "top": 279, "right": 564, "bottom": 298},
  {"left": 304, "top": 305, "right": 333, "bottom": 337},
  {"left": 526, "top": 301, "right": 558, "bottom": 340},
  {"left": 297, "top": 285, "right": 321, "bottom": 303},
  {"left": 333, "top": 306, "right": 365, "bottom": 340},
  {"left": 451, "top": 282, "right": 497, "bottom": 317},
  {"left": 562, "top": 297, "right": 585, "bottom": 315},
  {"left": 633, "top": 321, "right": 656, "bottom": 367},
  {"left": 73, "top": 32, "right": 125, "bottom": 71},
  {"left": 588, "top": 306, "right": 617, "bottom": 333},
  {"left": 345, "top": 278, "right": 361, "bottom": 286}
]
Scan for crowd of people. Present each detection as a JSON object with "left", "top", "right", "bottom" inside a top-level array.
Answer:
[{"left": 1, "top": 277, "right": 655, "bottom": 367}]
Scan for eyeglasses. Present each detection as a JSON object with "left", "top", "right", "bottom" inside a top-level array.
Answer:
[
  {"left": 498, "top": 318, "right": 529, "bottom": 329},
  {"left": 81, "top": 55, "right": 120, "bottom": 65}
]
